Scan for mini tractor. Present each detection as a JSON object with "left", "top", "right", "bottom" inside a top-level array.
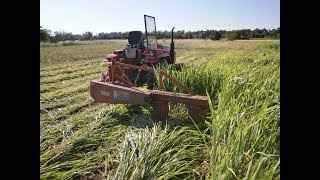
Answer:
[{"left": 90, "top": 15, "right": 208, "bottom": 121}]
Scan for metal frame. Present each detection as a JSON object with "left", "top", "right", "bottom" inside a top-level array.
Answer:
[
  {"left": 106, "top": 58, "right": 196, "bottom": 95},
  {"left": 144, "top": 15, "right": 157, "bottom": 50},
  {"left": 91, "top": 57, "right": 208, "bottom": 121}
]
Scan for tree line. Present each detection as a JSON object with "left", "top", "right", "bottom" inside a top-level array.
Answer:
[{"left": 40, "top": 26, "right": 280, "bottom": 43}]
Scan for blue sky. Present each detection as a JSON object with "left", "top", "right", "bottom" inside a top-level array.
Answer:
[{"left": 40, "top": 0, "right": 280, "bottom": 35}]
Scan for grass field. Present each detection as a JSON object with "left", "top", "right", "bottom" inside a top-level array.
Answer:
[{"left": 40, "top": 39, "right": 280, "bottom": 179}]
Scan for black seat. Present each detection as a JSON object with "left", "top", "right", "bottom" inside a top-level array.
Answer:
[
  {"left": 128, "top": 31, "right": 143, "bottom": 45},
  {"left": 128, "top": 31, "right": 145, "bottom": 50}
]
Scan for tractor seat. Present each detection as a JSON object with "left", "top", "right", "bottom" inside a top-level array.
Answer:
[{"left": 128, "top": 31, "right": 144, "bottom": 46}]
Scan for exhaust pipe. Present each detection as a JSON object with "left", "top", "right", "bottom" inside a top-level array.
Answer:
[
  {"left": 170, "top": 27, "right": 183, "bottom": 71},
  {"left": 170, "top": 27, "right": 175, "bottom": 64}
]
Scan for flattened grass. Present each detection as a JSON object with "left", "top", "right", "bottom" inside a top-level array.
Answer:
[{"left": 40, "top": 39, "right": 279, "bottom": 179}]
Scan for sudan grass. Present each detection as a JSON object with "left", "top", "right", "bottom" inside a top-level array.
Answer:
[
  {"left": 40, "top": 59, "right": 103, "bottom": 72},
  {"left": 104, "top": 41, "right": 280, "bottom": 179},
  {"left": 40, "top": 41, "right": 126, "bottom": 64},
  {"left": 159, "top": 39, "right": 270, "bottom": 50},
  {"left": 150, "top": 41, "right": 280, "bottom": 178},
  {"left": 202, "top": 67, "right": 279, "bottom": 179},
  {"left": 40, "top": 68, "right": 101, "bottom": 84},
  {"left": 40, "top": 40, "right": 279, "bottom": 179},
  {"left": 41, "top": 105, "right": 128, "bottom": 179},
  {"left": 40, "top": 62, "right": 103, "bottom": 78},
  {"left": 108, "top": 123, "right": 206, "bottom": 179},
  {"left": 40, "top": 74, "right": 99, "bottom": 93}
]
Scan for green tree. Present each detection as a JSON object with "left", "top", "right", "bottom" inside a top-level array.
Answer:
[
  {"left": 225, "top": 30, "right": 239, "bottom": 41},
  {"left": 73, "top": 34, "right": 82, "bottom": 40},
  {"left": 252, "top": 28, "right": 263, "bottom": 38},
  {"left": 49, "top": 31, "right": 75, "bottom": 43},
  {"left": 210, "top": 30, "right": 221, "bottom": 40},
  {"left": 82, "top": 31, "right": 93, "bottom": 41},
  {"left": 201, "top": 31, "right": 207, "bottom": 39},
  {"left": 185, "top": 31, "right": 193, "bottom": 39},
  {"left": 275, "top": 27, "right": 280, "bottom": 39},
  {"left": 40, "top": 26, "right": 51, "bottom": 42},
  {"left": 52, "top": 31, "right": 64, "bottom": 42},
  {"left": 261, "top": 28, "right": 269, "bottom": 38}
]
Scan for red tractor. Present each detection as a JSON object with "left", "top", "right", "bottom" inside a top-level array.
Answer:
[
  {"left": 103, "top": 15, "right": 181, "bottom": 89},
  {"left": 90, "top": 15, "right": 208, "bottom": 121}
]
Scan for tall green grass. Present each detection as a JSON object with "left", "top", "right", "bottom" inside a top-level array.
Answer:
[
  {"left": 109, "top": 123, "right": 206, "bottom": 179},
  {"left": 40, "top": 40, "right": 279, "bottom": 179},
  {"left": 106, "top": 43, "right": 280, "bottom": 179}
]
